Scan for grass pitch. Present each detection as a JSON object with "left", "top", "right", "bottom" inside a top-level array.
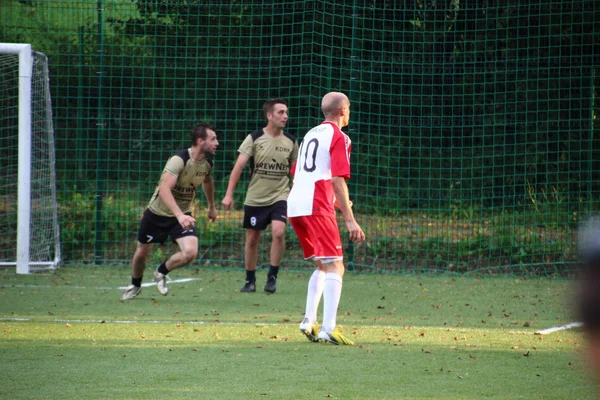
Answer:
[{"left": 0, "top": 267, "right": 595, "bottom": 399}]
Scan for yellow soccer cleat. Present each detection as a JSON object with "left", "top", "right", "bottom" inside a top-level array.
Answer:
[
  {"left": 299, "top": 318, "right": 320, "bottom": 342},
  {"left": 317, "top": 327, "right": 354, "bottom": 346}
]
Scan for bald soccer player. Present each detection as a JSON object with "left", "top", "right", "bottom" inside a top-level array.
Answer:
[
  {"left": 222, "top": 98, "right": 299, "bottom": 294},
  {"left": 288, "top": 92, "right": 365, "bottom": 345}
]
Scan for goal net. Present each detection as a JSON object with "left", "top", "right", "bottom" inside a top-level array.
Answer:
[{"left": 0, "top": 44, "right": 60, "bottom": 273}]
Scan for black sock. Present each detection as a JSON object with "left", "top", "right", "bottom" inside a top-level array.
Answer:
[
  {"left": 246, "top": 269, "right": 256, "bottom": 283},
  {"left": 131, "top": 277, "right": 142, "bottom": 287},
  {"left": 267, "top": 265, "right": 280, "bottom": 279},
  {"left": 158, "top": 262, "right": 169, "bottom": 275}
]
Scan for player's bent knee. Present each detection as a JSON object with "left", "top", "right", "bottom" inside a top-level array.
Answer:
[
  {"left": 272, "top": 229, "right": 285, "bottom": 241},
  {"left": 182, "top": 249, "right": 198, "bottom": 264},
  {"left": 246, "top": 231, "right": 261, "bottom": 247},
  {"left": 134, "top": 243, "right": 153, "bottom": 258},
  {"left": 320, "top": 258, "right": 345, "bottom": 275}
]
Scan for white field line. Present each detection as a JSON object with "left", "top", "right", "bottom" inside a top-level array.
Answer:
[
  {"left": 0, "top": 318, "right": 548, "bottom": 333},
  {"left": 0, "top": 277, "right": 203, "bottom": 290},
  {"left": 534, "top": 322, "right": 583, "bottom": 335},
  {"left": 0, "top": 316, "right": 585, "bottom": 334},
  {"left": 0, "top": 318, "right": 252, "bottom": 325}
]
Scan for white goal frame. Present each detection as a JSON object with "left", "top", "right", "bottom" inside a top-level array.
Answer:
[{"left": 0, "top": 43, "right": 61, "bottom": 274}]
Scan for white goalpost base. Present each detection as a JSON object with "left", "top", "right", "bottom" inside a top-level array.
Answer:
[{"left": 0, "top": 43, "right": 61, "bottom": 274}]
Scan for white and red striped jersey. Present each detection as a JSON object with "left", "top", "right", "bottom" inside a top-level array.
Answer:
[{"left": 287, "top": 121, "right": 351, "bottom": 217}]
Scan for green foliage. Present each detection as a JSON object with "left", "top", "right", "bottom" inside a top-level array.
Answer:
[{"left": 0, "top": 0, "right": 598, "bottom": 270}]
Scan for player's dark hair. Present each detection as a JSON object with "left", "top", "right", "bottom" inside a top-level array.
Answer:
[
  {"left": 191, "top": 122, "right": 214, "bottom": 146},
  {"left": 263, "top": 98, "right": 287, "bottom": 118}
]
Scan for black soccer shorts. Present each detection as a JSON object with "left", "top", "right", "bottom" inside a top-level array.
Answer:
[
  {"left": 137, "top": 209, "right": 196, "bottom": 244},
  {"left": 242, "top": 200, "right": 288, "bottom": 231}
]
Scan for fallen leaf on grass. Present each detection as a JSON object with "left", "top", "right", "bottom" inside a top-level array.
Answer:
[{"left": 65, "top": 323, "right": 72, "bottom": 328}]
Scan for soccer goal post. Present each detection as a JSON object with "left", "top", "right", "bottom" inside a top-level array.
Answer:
[{"left": 0, "top": 43, "right": 61, "bottom": 274}]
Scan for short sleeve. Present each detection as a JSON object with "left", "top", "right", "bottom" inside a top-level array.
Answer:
[
  {"left": 163, "top": 155, "right": 185, "bottom": 177},
  {"left": 290, "top": 140, "right": 299, "bottom": 164},
  {"left": 238, "top": 135, "right": 254, "bottom": 157},
  {"left": 330, "top": 132, "right": 351, "bottom": 179}
]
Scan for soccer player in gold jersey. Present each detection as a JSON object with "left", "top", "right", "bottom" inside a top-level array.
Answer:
[
  {"left": 121, "top": 122, "right": 218, "bottom": 300},
  {"left": 222, "top": 99, "right": 298, "bottom": 293}
]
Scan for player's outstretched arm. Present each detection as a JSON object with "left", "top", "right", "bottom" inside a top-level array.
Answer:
[
  {"left": 221, "top": 153, "right": 250, "bottom": 210},
  {"left": 332, "top": 176, "right": 365, "bottom": 243},
  {"left": 159, "top": 173, "right": 196, "bottom": 230},
  {"left": 203, "top": 175, "right": 217, "bottom": 222}
]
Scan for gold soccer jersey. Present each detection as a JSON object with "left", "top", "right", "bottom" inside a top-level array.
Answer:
[
  {"left": 147, "top": 148, "right": 213, "bottom": 217},
  {"left": 238, "top": 130, "right": 298, "bottom": 207}
]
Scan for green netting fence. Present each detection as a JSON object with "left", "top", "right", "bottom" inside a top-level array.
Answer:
[{"left": 1, "top": 0, "right": 599, "bottom": 275}]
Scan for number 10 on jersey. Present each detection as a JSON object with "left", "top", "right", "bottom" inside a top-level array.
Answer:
[{"left": 298, "top": 138, "right": 319, "bottom": 172}]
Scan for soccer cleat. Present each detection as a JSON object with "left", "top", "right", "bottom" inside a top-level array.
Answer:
[
  {"left": 299, "top": 318, "right": 320, "bottom": 342},
  {"left": 121, "top": 285, "right": 141, "bottom": 300},
  {"left": 153, "top": 269, "right": 169, "bottom": 295},
  {"left": 240, "top": 281, "right": 256, "bottom": 293},
  {"left": 264, "top": 276, "right": 277, "bottom": 293},
  {"left": 317, "top": 327, "right": 354, "bottom": 346}
]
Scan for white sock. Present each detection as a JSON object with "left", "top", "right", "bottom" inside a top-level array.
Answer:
[
  {"left": 304, "top": 269, "right": 326, "bottom": 323},
  {"left": 321, "top": 273, "right": 343, "bottom": 332}
]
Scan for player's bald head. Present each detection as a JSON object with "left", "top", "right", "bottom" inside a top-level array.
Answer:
[{"left": 321, "top": 92, "right": 349, "bottom": 117}]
